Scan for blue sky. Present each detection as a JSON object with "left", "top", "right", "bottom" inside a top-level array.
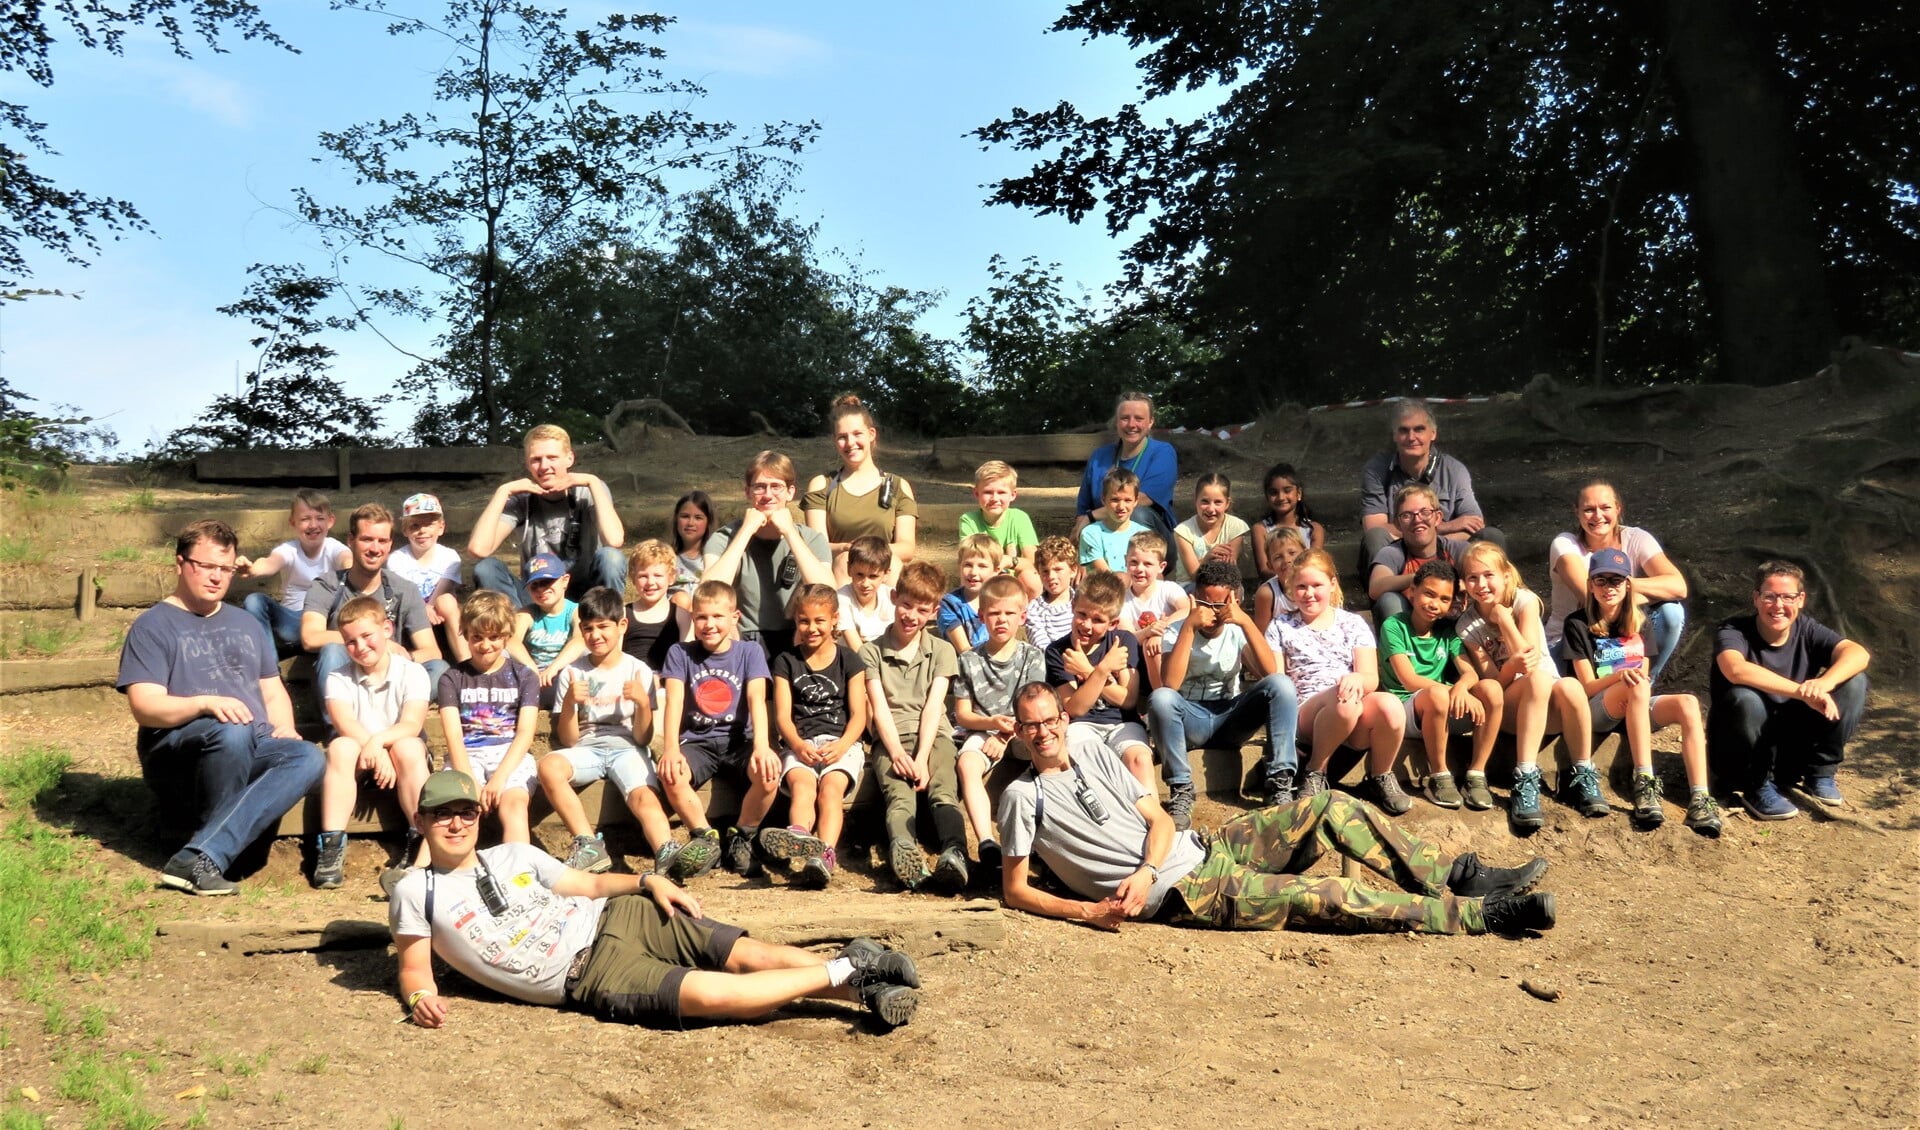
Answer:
[{"left": 0, "top": 2, "right": 1207, "bottom": 452}]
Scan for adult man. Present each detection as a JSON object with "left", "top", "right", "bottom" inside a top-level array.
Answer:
[
  {"left": 1358, "top": 399, "right": 1505, "bottom": 571},
  {"left": 469, "top": 423, "right": 627, "bottom": 605},
  {"left": 117, "top": 520, "right": 325, "bottom": 895},
  {"left": 703, "top": 450, "right": 834, "bottom": 646},
  {"left": 301, "top": 502, "right": 444, "bottom": 708},
  {"left": 390, "top": 769, "right": 920, "bottom": 1029},
  {"left": 998, "top": 683, "right": 1554, "bottom": 936},
  {"left": 1710, "top": 560, "right": 1871, "bottom": 820}
]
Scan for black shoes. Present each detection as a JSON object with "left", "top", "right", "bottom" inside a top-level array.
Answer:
[
  {"left": 1483, "top": 890, "right": 1557, "bottom": 936},
  {"left": 1446, "top": 852, "right": 1549, "bottom": 899}
]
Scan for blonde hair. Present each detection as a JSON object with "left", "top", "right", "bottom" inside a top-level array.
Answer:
[
  {"left": 1583, "top": 574, "right": 1645, "bottom": 638},
  {"left": 692, "top": 580, "right": 738, "bottom": 611},
  {"left": 337, "top": 594, "right": 388, "bottom": 630},
  {"left": 1125, "top": 531, "right": 1167, "bottom": 562},
  {"left": 462, "top": 590, "right": 515, "bottom": 639},
  {"left": 627, "top": 539, "right": 677, "bottom": 574},
  {"left": 973, "top": 460, "right": 1017, "bottom": 489},
  {"left": 1391, "top": 483, "right": 1440, "bottom": 517},
  {"left": 1076, "top": 571, "right": 1126, "bottom": 617},
  {"left": 524, "top": 423, "right": 572, "bottom": 453},
  {"left": 1459, "top": 541, "right": 1528, "bottom": 609},
  {"left": 956, "top": 533, "right": 1001, "bottom": 566},
  {"left": 1264, "top": 525, "right": 1308, "bottom": 559},
  {"left": 980, "top": 574, "right": 1027, "bottom": 607},
  {"left": 1288, "top": 548, "right": 1344, "bottom": 610}
]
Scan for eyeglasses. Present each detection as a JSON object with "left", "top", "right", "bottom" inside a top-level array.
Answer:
[
  {"left": 1757, "top": 592, "right": 1804, "bottom": 605},
  {"left": 182, "top": 558, "right": 239, "bottom": 577},
  {"left": 1591, "top": 575, "right": 1629, "bottom": 588},
  {"left": 427, "top": 806, "right": 481, "bottom": 826},
  {"left": 1396, "top": 508, "right": 1442, "bottom": 524},
  {"left": 1192, "top": 596, "right": 1229, "bottom": 611},
  {"left": 1015, "top": 716, "right": 1064, "bottom": 735}
]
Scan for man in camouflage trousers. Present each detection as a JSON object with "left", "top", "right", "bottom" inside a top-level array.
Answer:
[{"left": 997, "top": 683, "right": 1557, "bottom": 936}]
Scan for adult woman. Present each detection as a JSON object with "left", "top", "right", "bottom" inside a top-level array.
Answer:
[
  {"left": 1547, "top": 481, "right": 1687, "bottom": 681},
  {"left": 804, "top": 395, "right": 918, "bottom": 584},
  {"left": 1073, "top": 391, "right": 1178, "bottom": 543}
]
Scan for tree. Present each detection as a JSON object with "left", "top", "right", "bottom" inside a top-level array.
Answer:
[{"left": 0, "top": 2, "right": 287, "bottom": 286}]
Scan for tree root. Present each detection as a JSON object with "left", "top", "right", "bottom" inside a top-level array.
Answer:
[{"left": 601, "top": 398, "right": 694, "bottom": 452}]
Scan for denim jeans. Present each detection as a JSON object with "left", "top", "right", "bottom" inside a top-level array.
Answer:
[
  {"left": 314, "top": 646, "right": 448, "bottom": 722},
  {"left": 1708, "top": 675, "right": 1867, "bottom": 791},
  {"left": 1147, "top": 674, "right": 1298, "bottom": 787},
  {"left": 138, "top": 717, "right": 324, "bottom": 871},
  {"left": 242, "top": 592, "right": 304, "bottom": 656},
  {"left": 474, "top": 546, "right": 628, "bottom": 607}
]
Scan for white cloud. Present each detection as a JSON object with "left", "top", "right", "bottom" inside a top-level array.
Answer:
[
  {"left": 122, "top": 57, "right": 257, "bottom": 128},
  {"left": 669, "top": 20, "right": 832, "bottom": 78}
]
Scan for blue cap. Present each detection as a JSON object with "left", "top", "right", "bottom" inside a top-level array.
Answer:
[
  {"left": 1588, "top": 547, "right": 1632, "bottom": 580},
  {"left": 526, "top": 553, "right": 568, "bottom": 583}
]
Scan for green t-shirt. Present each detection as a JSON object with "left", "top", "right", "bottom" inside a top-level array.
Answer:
[
  {"left": 958, "top": 507, "right": 1039, "bottom": 552},
  {"left": 1377, "top": 612, "right": 1461, "bottom": 700}
]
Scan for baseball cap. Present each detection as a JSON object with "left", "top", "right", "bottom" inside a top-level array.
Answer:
[
  {"left": 401, "top": 493, "right": 443, "bottom": 519},
  {"left": 1588, "top": 547, "right": 1632, "bottom": 579},
  {"left": 525, "top": 553, "right": 568, "bottom": 583},
  {"left": 418, "top": 769, "right": 479, "bottom": 810}
]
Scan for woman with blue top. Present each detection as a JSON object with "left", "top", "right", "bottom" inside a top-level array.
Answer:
[{"left": 1074, "top": 390, "right": 1179, "bottom": 544}]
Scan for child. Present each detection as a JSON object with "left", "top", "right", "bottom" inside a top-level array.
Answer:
[
  {"left": 389, "top": 493, "right": 468, "bottom": 663},
  {"left": 437, "top": 590, "right": 541, "bottom": 843},
  {"left": 837, "top": 534, "right": 895, "bottom": 650},
  {"left": 1025, "top": 535, "right": 1078, "bottom": 649},
  {"left": 958, "top": 460, "right": 1039, "bottom": 579},
  {"left": 1252, "top": 525, "right": 1307, "bottom": 635},
  {"left": 656, "top": 580, "right": 782, "bottom": 879},
  {"left": 1455, "top": 541, "right": 1598, "bottom": 832},
  {"left": 508, "top": 553, "right": 585, "bottom": 707},
  {"left": 315, "top": 595, "right": 432, "bottom": 890},
  {"left": 763, "top": 584, "right": 867, "bottom": 888},
  {"left": 537, "top": 586, "right": 675, "bottom": 874},
  {"left": 953, "top": 575, "right": 1046, "bottom": 876},
  {"left": 1120, "top": 532, "right": 1190, "bottom": 659},
  {"left": 239, "top": 487, "right": 349, "bottom": 653},
  {"left": 1173, "top": 472, "right": 1250, "bottom": 583},
  {"left": 1368, "top": 483, "right": 1462, "bottom": 623},
  {"left": 937, "top": 533, "right": 999, "bottom": 654},
  {"left": 622, "top": 540, "right": 692, "bottom": 678},
  {"left": 1378, "top": 560, "right": 1503, "bottom": 813},
  {"left": 669, "top": 489, "right": 717, "bottom": 605},
  {"left": 1563, "top": 548, "right": 1719, "bottom": 834},
  {"left": 1076, "top": 467, "right": 1149, "bottom": 575},
  {"left": 1045, "top": 571, "right": 1153, "bottom": 789},
  {"left": 1253, "top": 462, "right": 1326, "bottom": 579},
  {"left": 860, "top": 560, "right": 971, "bottom": 894}
]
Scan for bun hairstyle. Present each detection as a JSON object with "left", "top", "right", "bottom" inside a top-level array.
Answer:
[{"left": 828, "top": 393, "right": 877, "bottom": 434}]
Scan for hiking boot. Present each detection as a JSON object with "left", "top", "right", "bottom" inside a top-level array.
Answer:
[
  {"left": 841, "top": 937, "right": 921, "bottom": 988},
  {"left": 1298, "top": 769, "right": 1329, "bottom": 799},
  {"left": 1630, "top": 773, "right": 1665, "bottom": 830},
  {"left": 1805, "top": 777, "right": 1845, "bottom": 806},
  {"left": 312, "top": 832, "right": 347, "bottom": 890},
  {"left": 653, "top": 840, "right": 684, "bottom": 877},
  {"left": 666, "top": 829, "right": 721, "bottom": 880},
  {"left": 976, "top": 840, "right": 1003, "bottom": 883},
  {"left": 797, "top": 849, "right": 835, "bottom": 890},
  {"left": 724, "top": 827, "right": 763, "bottom": 877},
  {"left": 1425, "top": 772, "right": 1463, "bottom": 809},
  {"left": 1259, "top": 768, "right": 1296, "bottom": 808},
  {"left": 1684, "top": 793, "right": 1723, "bottom": 837},
  {"left": 1563, "top": 762, "right": 1610, "bottom": 818},
  {"left": 1508, "top": 770, "right": 1544, "bottom": 834},
  {"left": 1462, "top": 772, "right": 1494, "bottom": 811},
  {"left": 859, "top": 982, "right": 919, "bottom": 1029},
  {"left": 889, "top": 838, "right": 928, "bottom": 890},
  {"left": 1164, "top": 782, "right": 1197, "bottom": 831},
  {"left": 1742, "top": 779, "right": 1798, "bottom": 820},
  {"left": 1482, "top": 890, "right": 1557, "bottom": 936},
  {"left": 1366, "top": 773, "right": 1413, "bottom": 816},
  {"left": 1448, "top": 852, "right": 1549, "bottom": 899},
  {"left": 565, "top": 834, "right": 612, "bottom": 874},
  {"left": 378, "top": 865, "right": 411, "bottom": 901},
  {"left": 926, "top": 846, "right": 970, "bottom": 894},
  {"left": 759, "top": 825, "right": 828, "bottom": 862},
  {"left": 160, "top": 850, "right": 236, "bottom": 897}
]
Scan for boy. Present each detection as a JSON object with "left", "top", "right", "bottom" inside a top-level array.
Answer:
[
  {"left": 1120, "top": 531, "right": 1190, "bottom": 660},
  {"left": 958, "top": 461, "right": 1039, "bottom": 579},
  {"left": 316, "top": 595, "right": 432, "bottom": 890},
  {"left": 952, "top": 575, "right": 1046, "bottom": 876},
  {"left": 302, "top": 502, "right": 443, "bottom": 710},
  {"left": 1025, "top": 535, "right": 1078, "bottom": 649},
  {"left": 240, "top": 488, "right": 349, "bottom": 653},
  {"left": 1379, "top": 560, "right": 1502, "bottom": 815},
  {"left": 1045, "top": 571, "right": 1153, "bottom": 788},
  {"left": 837, "top": 534, "right": 896, "bottom": 650},
  {"left": 509, "top": 552, "right": 585, "bottom": 706},
  {"left": 469, "top": 423, "right": 627, "bottom": 605},
  {"left": 1368, "top": 484, "right": 1463, "bottom": 624},
  {"left": 1077, "top": 467, "right": 1150, "bottom": 575},
  {"left": 937, "top": 533, "right": 999, "bottom": 655},
  {"left": 437, "top": 590, "right": 541, "bottom": 843},
  {"left": 537, "top": 586, "right": 673, "bottom": 875},
  {"left": 389, "top": 492, "right": 467, "bottom": 662},
  {"left": 860, "top": 560, "right": 971, "bottom": 894},
  {"left": 621, "top": 540, "right": 691, "bottom": 677},
  {"left": 656, "top": 581, "right": 781, "bottom": 880}
]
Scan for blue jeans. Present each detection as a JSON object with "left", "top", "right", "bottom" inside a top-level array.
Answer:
[
  {"left": 314, "top": 646, "right": 447, "bottom": 721},
  {"left": 243, "top": 592, "right": 304, "bottom": 655},
  {"left": 138, "top": 717, "right": 324, "bottom": 871},
  {"left": 1147, "top": 674, "right": 1298, "bottom": 788},
  {"left": 1709, "top": 675, "right": 1867, "bottom": 791},
  {"left": 473, "top": 546, "right": 627, "bottom": 607}
]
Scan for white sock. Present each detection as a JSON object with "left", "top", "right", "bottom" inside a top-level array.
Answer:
[{"left": 825, "top": 957, "right": 854, "bottom": 987}]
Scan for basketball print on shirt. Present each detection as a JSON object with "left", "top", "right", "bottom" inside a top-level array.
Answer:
[{"left": 689, "top": 669, "right": 744, "bottom": 726}]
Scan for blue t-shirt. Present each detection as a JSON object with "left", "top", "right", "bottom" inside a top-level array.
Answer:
[
  {"left": 936, "top": 590, "right": 989, "bottom": 650},
  {"left": 662, "top": 639, "right": 771, "bottom": 745},
  {"left": 436, "top": 658, "right": 540, "bottom": 751},
  {"left": 1044, "top": 628, "right": 1145, "bottom": 726},
  {"left": 1078, "top": 519, "right": 1150, "bottom": 572},
  {"left": 523, "top": 599, "right": 576, "bottom": 668},
  {"left": 117, "top": 600, "right": 279, "bottom": 752},
  {"left": 1077, "top": 438, "right": 1178, "bottom": 530}
]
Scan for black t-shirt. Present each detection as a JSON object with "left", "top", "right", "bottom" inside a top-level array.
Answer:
[
  {"left": 772, "top": 644, "right": 865, "bottom": 741},
  {"left": 1710, "top": 614, "right": 1844, "bottom": 704},
  {"left": 1044, "top": 628, "right": 1144, "bottom": 726},
  {"left": 621, "top": 602, "right": 678, "bottom": 674}
]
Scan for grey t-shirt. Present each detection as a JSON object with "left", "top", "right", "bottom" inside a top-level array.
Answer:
[
  {"left": 117, "top": 600, "right": 278, "bottom": 752},
  {"left": 303, "top": 568, "right": 432, "bottom": 642},
  {"left": 997, "top": 740, "right": 1208, "bottom": 916},
  {"left": 500, "top": 485, "right": 601, "bottom": 569},
  {"left": 708, "top": 519, "right": 831, "bottom": 635},
  {"left": 955, "top": 641, "right": 1047, "bottom": 720}
]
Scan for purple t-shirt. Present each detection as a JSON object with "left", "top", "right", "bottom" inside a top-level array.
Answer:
[
  {"left": 663, "top": 639, "right": 771, "bottom": 745},
  {"left": 437, "top": 659, "right": 540, "bottom": 751},
  {"left": 1045, "top": 628, "right": 1144, "bottom": 726},
  {"left": 118, "top": 600, "right": 279, "bottom": 751}
]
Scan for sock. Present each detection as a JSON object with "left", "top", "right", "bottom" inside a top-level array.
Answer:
[
  {"left": 1465, "top": 770, "right": 1487, "bottom": 781},
  {"left": 824, "top": 957, "right": 854, "bottom": 987},
  {"left": 1574, "top": 759, "right": 1594, "bottom": 769},
  {"left": 931, "top": 805, "right": 968, "bottom": 853},
  {"left": 1689, "top": 785, "right": 1708, "bottom": 798},
  {"left": 1431, "top": 770, "right": 1454, "bottom": 779}
]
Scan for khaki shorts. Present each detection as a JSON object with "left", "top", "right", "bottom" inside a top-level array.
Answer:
[{"left": 564, "top": 894, "right": 744, "bottom": 1027}]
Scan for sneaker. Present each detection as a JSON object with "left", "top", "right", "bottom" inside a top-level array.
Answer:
[
  {"left": 859, "top": 982, "right": 919, "bottom": 1029},
  {"left": 1447, "top": 852, "right": 1549, "bottom": 899},
  {"left": 1564, "top": 763, "right": 1611, "bottom": 818},
  {"left": 758, "top": 825, "right": 828, "bottom": 862},
  {"left": 976, "top": 840, "right": 1003, "bottom": 881},
  {"left": 1508, "top": 771, "right": 1544, "bottom": 833},
  {"left": 1630, "top": 772, "right": 1665, "bottom": 829},
  {"left": 1425, "top": 772, "right": 1463, "bottom": 810},
  {"left": 926, "top": 846, "right": 969, "bottom": 894},
  {"left": 1259, "top": 768, "right": 1296, "bottom": 808},
  {"left": 1742, "top": 779, "right": 1799, "bottom": 821},
  {"left": 841, "top": 937, "right": 921, "bottom": 988},
  {"left": 653, "top": 840, "right": 684, "bottom": 877},
  {"left": 1366, "top": 773, "right": 1413, "bottom": 816},
  {"left": 1684, "top": 794, "right": 1723, "bottom": 837},
  {"left": 667, "top": 829, "right": 721, "bottom": 880},
  {"left": 889, "top": 838, "right": 928, "bottom": 890},
  {"left": 1482, "top": 890, "right": 1557, "bottom": 936},
  {"left": 312, "top": 832, "right": 347, "bottom": 890},
  {"left": 160, "top": 850, "right": 236, "bottom": 897},
  {"left": 1299, "top": 769, "right": 1330, "bottom": 799},
  {"left": 724, "top": 827, "right": 762, "bottom": 877},
  {"left": 1462, "top": 773, "right": 1494, "bottom": 811},
  {"left": 378, "top": 865, "right": 411, "bottom": 901},
  {"left": 797, "top": 850, "right": 834, "bottom": 890},
  {"left": 565, "top": 834, "right": 612, "bottom": 874},
  {"left": 1805, "top": 777, "right": 1845, "bottom": 806},
  {"left": 1164, "top": 782, "right": 1197, "bottom": 831}
]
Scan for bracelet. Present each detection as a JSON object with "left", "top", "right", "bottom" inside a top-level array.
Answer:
[
  {"left": 1141, "top": 863, "right": 1160, "bottom": 880},
  {"left": 406, "top": 989, "right": 431, "bottom": 1012}
]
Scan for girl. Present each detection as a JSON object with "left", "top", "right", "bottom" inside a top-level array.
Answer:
[
  {"left": 1454, "top": 542, "right": 1597, "bottom": 831},
  {"left": 1173, "top": 472, "right": 1250, "bottom": 583},
  {"left": 1252, "top": 525, "right": 1307, "bottom": 635},
  {"left": 1253, "top": 462, "right": 1326, "bottom": 578},
  {"left": 805, "top": 394, "right": 919, "bottom": 585},
  {"left": 1547, "top": 480, "right": 1687, "bottom": 681},
  {"left": 1561, "top": 548, "right": 1720, "bottom": 836},
  {"left": 761, "top": 584, "right": 871, "bottom": 887},
  {"left": 1263, "top": 549, "right": 1409, "bottom": 812},
  {"left": 668, "top": 490, "right": 717, "bottom": 607}
]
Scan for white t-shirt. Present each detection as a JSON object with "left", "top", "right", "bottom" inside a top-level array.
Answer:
[
  {"left": 1123, "top": 579, "right": 1185, "bottom": 637},
  {"left": 551, "top": 654, "right": 654, "bottom": 744},
  {"left": 269, "top": 537, "right": 349, "bottom": 612},
  {"left": 1172, "top": 514, "right": 1251, "bottom": 581},
  {"left": 1260, "top": 576, "right": 1299, "bottom": 618},
  {"left": 1160, "top": 620, "right": 1251, "bottom": 701},
  {"left": 389, "top": 543, "right": 463, "bottom": 603},
  {"left": 837, "top": 583, "right": 895, "bottom": 644},
  {"left": 323, "top": 653, "right": 430, "bottom": 732},
  {"left": 1265, "top": 609, "right": 1375, "bottom": 699},
  {"left": 1546, "top": 526, "right": 1666, "bottom": 646},
  {"left": 1455, "top": 589, "right": 1546, "bottom": 669}
]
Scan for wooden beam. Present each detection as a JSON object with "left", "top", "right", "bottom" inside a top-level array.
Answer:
[
  {"left": 0, "top": 657, "right": 119, "bottom": 694},
  {"left": 930, "top": 433, "right": 1105, "bottom": 470}
]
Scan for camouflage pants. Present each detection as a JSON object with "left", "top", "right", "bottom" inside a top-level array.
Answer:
[{"left": 1171, "top": 793, "right": 1485, "bottom": 935}]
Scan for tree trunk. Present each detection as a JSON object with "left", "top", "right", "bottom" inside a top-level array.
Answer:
[{"left": 1664, "top": 0, "right": 1835, "bottom": 386}]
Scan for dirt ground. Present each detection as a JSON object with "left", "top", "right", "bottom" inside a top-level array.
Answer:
[{"left": 1, "top": 356, "right": 1916, "bottom": 1127}]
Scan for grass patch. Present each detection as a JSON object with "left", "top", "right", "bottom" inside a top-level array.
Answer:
[
  {"left": 2, "top": 620, "right": 82, "bottom": 658},
  {"left": 98, "top": 546, "right": 146, "bottom": 562},
  {"left": 107, "top": 490, "right": 156, "bottom": 514},
  {"left": 295, "top": 1053, "right": 328, "bottom": 1075},
  {"left": 0, "top": 1107, "right": 49, "bottom": 1130},
  {"left": 0, "top": 535, "right": 44, "bottom": 565},
  {"left": 54, "top": 1053, "right": 163, "bottom": 1130}
]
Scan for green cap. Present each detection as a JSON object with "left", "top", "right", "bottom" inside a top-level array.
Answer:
[{"left": 418, "top": 769, "right": 479, "bottom": 811}]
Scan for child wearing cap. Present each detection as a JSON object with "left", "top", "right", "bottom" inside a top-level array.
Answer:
[
  {"left": 509, "top": 553, "right": 585, "bottom": 709},
  {"left": 390, "top": 492, "right": 469, "bottom": 662}
]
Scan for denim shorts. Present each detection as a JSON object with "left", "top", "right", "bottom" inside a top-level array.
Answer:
[{"left": 545, "top": 735, "right": 658, "bottom": 796}]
